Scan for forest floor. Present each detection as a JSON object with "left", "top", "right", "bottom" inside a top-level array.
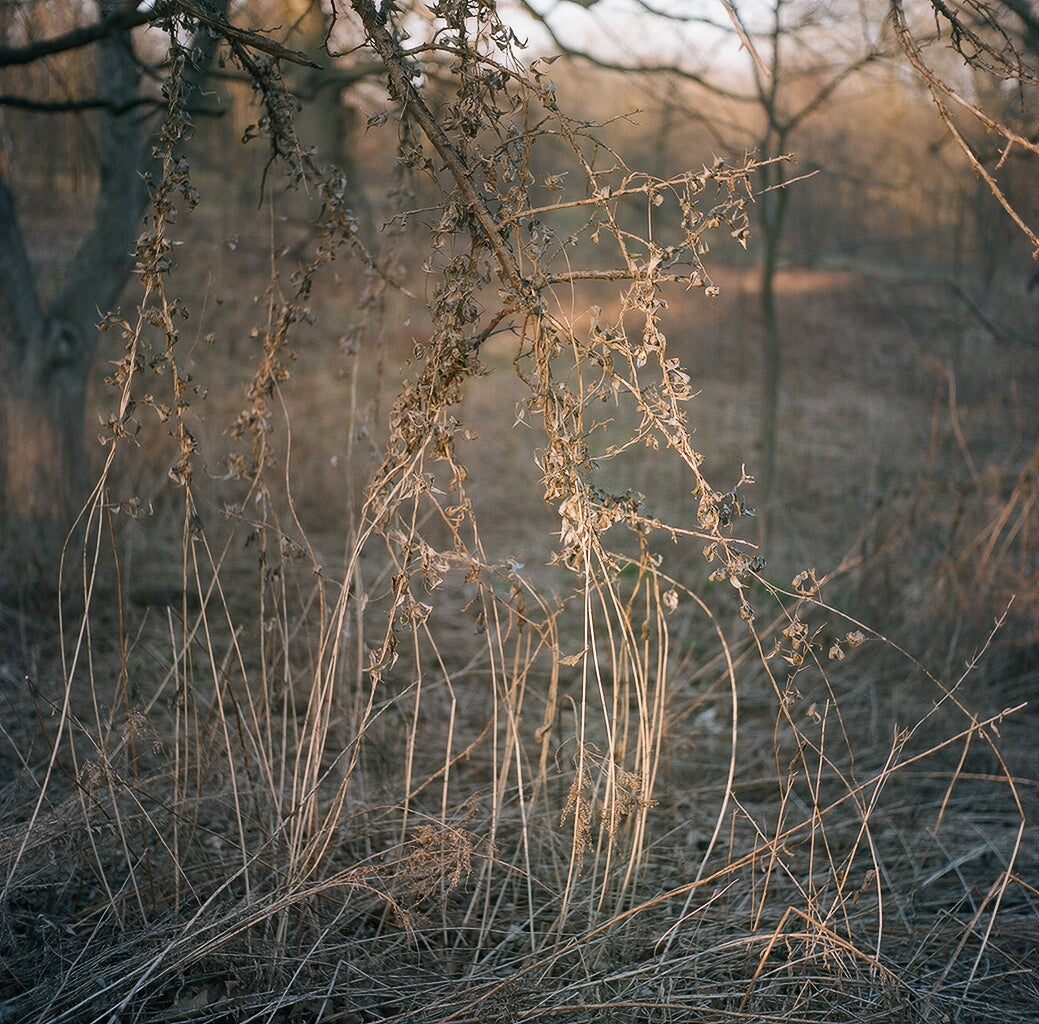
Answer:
[{"left": 1, "top": 194, "right": 1037, "bottom": 1022}]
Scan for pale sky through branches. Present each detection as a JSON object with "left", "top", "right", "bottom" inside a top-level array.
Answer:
[{"left": 513, "top": 0, "right": 743, "bottom": 70}]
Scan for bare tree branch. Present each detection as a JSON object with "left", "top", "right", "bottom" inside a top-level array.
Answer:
[
  {"left": 174, "top": 0, "right": 322, "bottom": 68},
  {"left": 0, "top": 4, "right": 151, "bottom": 67},
  {"left": 892, "top": 0, "right": 1039, "bottom": 255},
  {"left": 0, "top": 0, "right": 321, "bottom": 70},
  {"left": 719, "top": 0, "right": 770, "bottom": 78},
  {"left": 513, "top": 0, "right": 755, "bottom": 102},
  {"left": 349, "top": 0, "right": 528, "bottom": 298},
  {"left": 927, "top": 0, "right": 1039, "bottom": 80},
  {"left": 0, "top": 94, "right": 163, "bottom": 114}
]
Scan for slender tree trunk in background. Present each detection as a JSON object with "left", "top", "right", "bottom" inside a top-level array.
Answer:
[
  {"left": 282, "top": 0, "right": 339, "bottom": 158},
  {"left": 758, "top": 217, "right": 780, "bottom": 546},
  {"left": 755, "top": 124, "right": 790, "bottom": 550},
  {"left": 740, "top": 0, "right": 872, "bottom": 550}
]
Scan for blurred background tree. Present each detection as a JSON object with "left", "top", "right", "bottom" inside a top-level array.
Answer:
[
  {"left": 524, "top": 0, "right": 1039, "bottom": 535},
  {"left": 0, "top": 1, "right": 230, "bottom": 596}
]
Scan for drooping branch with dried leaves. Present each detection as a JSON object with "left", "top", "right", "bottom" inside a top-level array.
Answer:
[{"left": 892, "top": 0, "right": 1039, "bottom": 255}]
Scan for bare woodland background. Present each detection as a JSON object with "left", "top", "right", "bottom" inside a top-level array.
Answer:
[{"left": 0, "top": 2, "right": 1036, "bottom": 1022}]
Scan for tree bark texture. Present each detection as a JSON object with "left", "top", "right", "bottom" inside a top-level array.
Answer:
[
  {"left": 0, "top": 321, "right": 92, "bottom": 594},
  {"left": 0, "top": 170, "right": 101, "bottom": 599},
  {"left": 0, "top": 2, "right": 142, "bottom": 597}
]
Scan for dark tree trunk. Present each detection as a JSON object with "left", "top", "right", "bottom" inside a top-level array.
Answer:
[
  {"left": 0, "top": 1, "right": 225, "bottom": 600},
  {"left": 0, "top": 308, "right": 94, "bottom": 595},
  {"left": 757, "top": 144, "right": 790, "bottom": 549},
  {"left": 0, "top": 2, "right": 142, "bottom": 599}
]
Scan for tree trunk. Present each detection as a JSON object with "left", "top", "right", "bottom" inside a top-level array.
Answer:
[
  {"left": 0, "top": 1, "right": 143, "bottom": 600},
  {"left": 0, "top": 176, "right": 61, "bottom": 595},
  {"left": 0, "top": 1, "right": 226, "bottom": 601},
  {"left": 756, "top": 136, "right": 790, "bottom": 550},
  {"left": 0, "top": 173, "right": 98, "bottom": 598},
  {"left": 0, "top": 320, "right": 93, "bottom": 596},
  {"left": 758, "top": 226, "right": 781, "bottom": 547}
]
